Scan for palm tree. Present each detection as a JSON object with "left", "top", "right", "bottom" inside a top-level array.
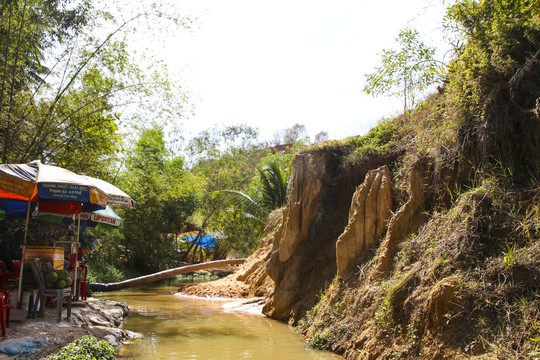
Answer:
[
  {"left": 257, "top": 161, "right": 288, "bottom": 210},
  {"left": 218, "top": 160, "right": 289, "bottom": 222}
]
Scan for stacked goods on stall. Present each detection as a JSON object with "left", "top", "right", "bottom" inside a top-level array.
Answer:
[
  {"left": 23, "top": 246, "right": 64, "bottom": 270},
  {"left": 45, "top": 269, "right": 73, "bottom": 289}
]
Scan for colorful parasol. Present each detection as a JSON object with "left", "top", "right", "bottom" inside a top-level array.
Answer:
[
  {"left": 33, "top": 205, "right": 123, "bottom": 229},
  {"left": 80, "top": 175, "right": 136, "bottom": 210},
  {"left": 0, "top": 160, "right": 108, "bottom": 214}
]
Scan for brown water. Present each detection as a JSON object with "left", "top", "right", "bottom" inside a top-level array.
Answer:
[{"left": 97, "top": 279, "right": 342, "bottom": 360}]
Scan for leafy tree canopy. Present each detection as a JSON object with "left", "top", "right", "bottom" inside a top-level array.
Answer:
[
  {"left": 0, "top": 0, "right": 190, "bottom": 177},
  {"left": 115, "top": 126, "right": 198, "bottom": 272},
  {"left": 273, "top": 123, "right": 309, "bottom": 145},
  {"left": 363, "top": 28, "right": 442, "bottom": 112}
]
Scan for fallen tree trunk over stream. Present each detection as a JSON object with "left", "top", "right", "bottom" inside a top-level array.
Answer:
[{"left": 89, "top": 258, "right": 246, "bottom": 292}]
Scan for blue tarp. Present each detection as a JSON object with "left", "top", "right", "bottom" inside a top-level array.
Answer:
[
  {"left": 0, "top": 338, "right": 50, "bottom": 358},
  {"left": 183, "top": 235, "right": 217, "bottom": 249}
]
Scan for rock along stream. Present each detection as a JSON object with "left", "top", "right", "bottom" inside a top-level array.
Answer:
[{"left": 96, "top": 278, "right": 342, "bottom": 360}]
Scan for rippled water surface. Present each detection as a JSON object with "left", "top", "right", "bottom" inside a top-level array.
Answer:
[{"left": 97, "top": 279, "right": 342, "bottom": 360}]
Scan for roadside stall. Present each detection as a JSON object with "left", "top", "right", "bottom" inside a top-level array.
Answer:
[
  {"left": 0, "top": 161, "right": 108, "bottom": 309},
  {"left": 33, "top": 205, "right": 123, "bottom": 300},
  {"left": 0, "top": 161, "right": 135, "bottom": 317}
]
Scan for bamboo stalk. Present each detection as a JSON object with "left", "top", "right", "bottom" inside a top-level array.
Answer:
[{"left": 89, "top": 258, "right": 245, "bottom": 292}]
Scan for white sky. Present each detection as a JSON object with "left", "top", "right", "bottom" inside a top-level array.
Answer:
[{"left": 147, "top": 0, "right": 449, "bottom": 143}]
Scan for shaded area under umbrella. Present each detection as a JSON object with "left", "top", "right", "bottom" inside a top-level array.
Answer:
[
  {"left": 0, "top": 160, "right": 109, "bottom": 305},
  {"left": 33, "top": 205, "right": 123, "bottom": 229}
]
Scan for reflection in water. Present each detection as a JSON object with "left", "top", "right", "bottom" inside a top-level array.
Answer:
[{"left": 97, "top": 279, "right": 342, "bottom": 360}]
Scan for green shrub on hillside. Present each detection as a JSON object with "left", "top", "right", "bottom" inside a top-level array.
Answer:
[
  {"left": 341, "top": 119, "right": 400, "bottom": 165},
  {"left": 445, "top": 0, "right": 540, "bottom": 180}
]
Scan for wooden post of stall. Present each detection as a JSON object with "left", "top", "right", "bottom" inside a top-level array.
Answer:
[
  {"left": 73, "top": 214, "right": 80, "bottom": 301},
  {"left": 17, "top": 199, "right": 32, "bottom": 308}
]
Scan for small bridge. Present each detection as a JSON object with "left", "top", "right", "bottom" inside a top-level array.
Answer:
[{"left": 89, "top": 258, "right": 246, "bottom": 292}]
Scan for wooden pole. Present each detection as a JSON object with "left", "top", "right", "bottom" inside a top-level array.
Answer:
[
  {"left": 73, "top": 213, "right": 80, "bottom": 300},
  {"left": 17, "top": 162, "right": 40, "bottom": 308},
  {"left": 89, "top": 258, "right": 245, "bottom": 292},
  {"left": 17, "top": 199, "right": 32, "bottom": 308}
]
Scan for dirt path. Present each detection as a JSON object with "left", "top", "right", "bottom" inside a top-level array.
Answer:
[{"left": 180, "top": 271, "right": 251, "bottom": 298}]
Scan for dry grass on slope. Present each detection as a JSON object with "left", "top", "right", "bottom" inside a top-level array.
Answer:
[{"left": 298, "top": 180, "right": 540, "bottom": 360}]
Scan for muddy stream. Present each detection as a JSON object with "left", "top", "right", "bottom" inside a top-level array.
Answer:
[{"left": 96, "top": 278, "right": 342, "bottom": 360}]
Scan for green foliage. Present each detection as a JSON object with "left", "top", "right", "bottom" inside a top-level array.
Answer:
[
  {"left": 0, "top": 0, "right": 90, "bottom": 88},
  {"left": 445, "top": 0, "right": 540, "bottom": 81},
  {"left": 0, "top": 0, "right": 190, "bottom": 177},
  {"left": 44, "top": 335, "right": 117, "bottom": 360},
  {"left": 211, "top": 158, "right": 290, "bottom": 256},
  {"left": 186, "top": 124, "right": 262, "bottom": 165},
  {"left": 85, "top": 252, "right": 140, "bottom": 283},
  {"left": 307, "top": 332, "right": 331, "bottom": 350},
  {"left": 185, "top": 125, "right": 272, "bottom": 257},
  {"left": 257, "top": 161, "right": 288, "bottom": 210},
  {"left": 204, "top": 139, "right": 296, "bottom": 257},
  {"left": 0, "top": 0, "right": 101, "bottom": 166},
  {"left": 363, "top": 28, "right": 442, "bottom": 111},
  {"left": 41, "top": 63, "right": 123, "bottom": 172},
  {"left": 105, "top": 126, "right": 198, "bottom": 273},
  {"left": 444, "top": 0, "right": 540, "bottom": 180},
  {"left": 214, "top": 205, "right": 266, "bottom": 256},
  {"left": 341, "top": 118, "right": 400, "bottom": 166},
  {"left": 216, "top": 190, "right": 267, "bottom": 222}
]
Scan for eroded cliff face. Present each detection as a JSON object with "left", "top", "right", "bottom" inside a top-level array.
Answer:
[
  {"left": 336, "top": 165, "right": 392, "bottom": 277},
  {"left": 372, "top": 159, "right": 427, "bottom": 278},
  {"left": 262, "top": 149, "right": 394, "bottom": 323},
  {"left": 263, "top": 151, "right": 348, "bottom": 323}
]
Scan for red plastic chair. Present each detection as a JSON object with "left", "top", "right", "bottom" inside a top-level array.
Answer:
[
  {"left": 79, "top": 265, "right": 88, "bottom": 300},
  {"left": 0, "top": 268, "right": 9, "bottom": 290},
  {"left": 0, "top": 261, "right": 9, "bottom": 281},
  {"left": 0, "top": 289, "right": 10, "bottom": 337},
  {"left": 7, "top": 260, "right": 21, "bottom": 286},
  {"left": 12, "top": 260, "right": 21, "bottom": 279}
]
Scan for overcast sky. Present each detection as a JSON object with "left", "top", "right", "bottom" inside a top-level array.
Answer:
[{"left": 143, "top": 0, "right": 449, "bottom": 143}]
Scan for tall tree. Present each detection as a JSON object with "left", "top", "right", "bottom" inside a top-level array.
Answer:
[
  {"left": 0, "top": 0, "right": 190, "bottom": 177},
  {"left": 273, "top": 123, "right": 308, "bottom": 145},
  {"left": 115, "top": 126, "right": 198, "bottom": 273},
  {"left": 363, "top": 28, "right": 443, "bottom": 112},
  {"left": 0, "top": 0, "right": 91, "bottom": 164},
  {"left": 314, "top": 131, "right": 329, "bottom": 143}
]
